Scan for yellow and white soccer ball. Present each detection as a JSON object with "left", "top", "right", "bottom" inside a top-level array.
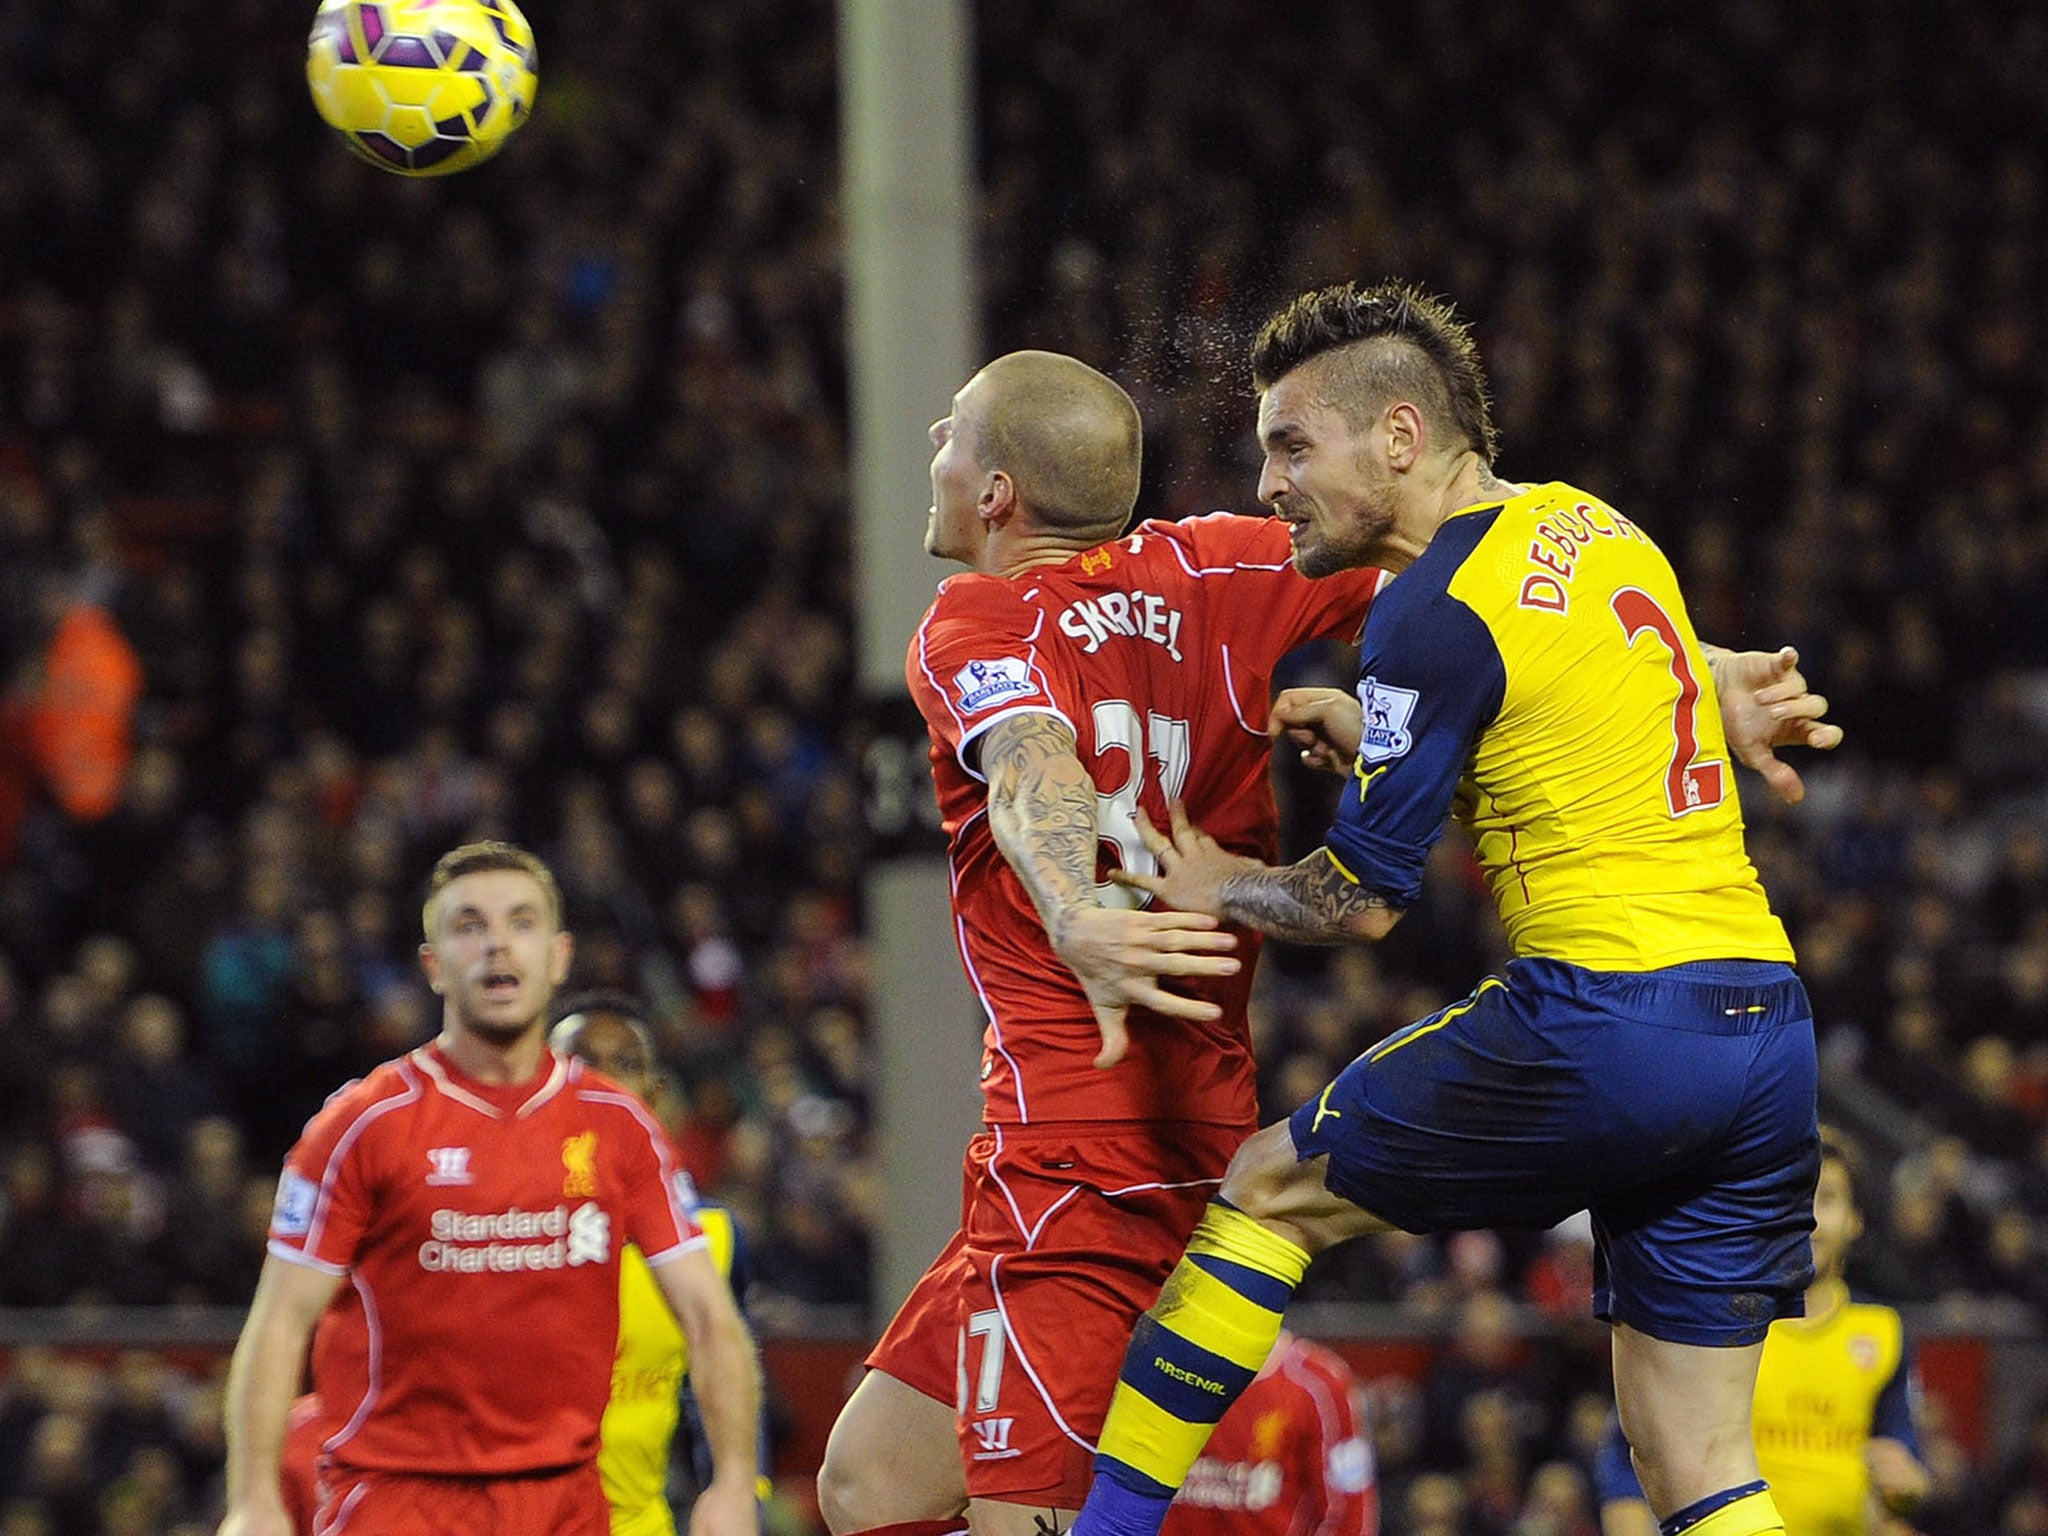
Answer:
[{"left": 306, "top": 0, "right": 538, "bottom": 177}]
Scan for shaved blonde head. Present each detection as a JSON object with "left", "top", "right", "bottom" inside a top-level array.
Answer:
[{"left": 963, "top": 351, "right": 1142, "bottom": 538}]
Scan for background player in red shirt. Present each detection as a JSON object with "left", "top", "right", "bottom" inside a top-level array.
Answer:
[
  {"left": 216, "top": 841, "right": 763, "bottom": 1536},
  {"left": 817, "top": 350, "right": 1834, "bottom": 1536},
  {"left": 1160, "top": 1332, "right": 1377, "bottom": 1536}
]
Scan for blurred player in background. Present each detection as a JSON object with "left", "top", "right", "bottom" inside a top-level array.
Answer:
[
  {"left": 217, "top": 841, "right": 761, "bottom": 1536},
  {"left": 1596, "top": 1126, "right": 1929, "bottom": 1536},
  {"left": 1071, "top": 281, "right": 1841, "bottom": 1536},
  {"left": 551, "top": 992, "right": 769, "bottom": 1536},
  {"left": 818, "top": 349, "right": 1836, "bottom": 1536},
  {"left": 1161, "top": 1332, "right": 1377, "bottom": 1536}
]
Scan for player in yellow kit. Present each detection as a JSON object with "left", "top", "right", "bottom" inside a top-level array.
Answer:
[
  {"left": 1070, "top": 282, "right": 1841, "bottom": 1536},
  {"left": 1597, "top": 1128, "right": 1929, "bottom": 1536},
  {"left": 552, "top": 994, "right": 764, "bottom": 1536}
]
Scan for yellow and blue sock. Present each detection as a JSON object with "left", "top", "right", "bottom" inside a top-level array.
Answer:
[
  {"left": 1659, "top": 1481, "right": 1784, "bottom": 1536},
  {"left": 1073, "top": 1203, "right": 1309, "bottom": 1536}
]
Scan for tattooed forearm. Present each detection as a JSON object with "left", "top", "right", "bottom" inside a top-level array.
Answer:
[
  {"left": 1218, "top": 848, "right": 1402, "bottom": 945},
  {"left": 982, "top": 712, "right": 1102, "bottom": 934}
]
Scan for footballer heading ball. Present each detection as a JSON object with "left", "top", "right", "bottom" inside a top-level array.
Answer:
[{"left": 307, "top": 0, "right": 538, "bottom": 176}]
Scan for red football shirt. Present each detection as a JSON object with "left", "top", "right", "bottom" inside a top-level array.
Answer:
[
  {"left": 1165, "top": 1335, "right": 1378, "bottom": 1536},
  {"left": 907, "top": 513, "right": 1383, "bottom": 1127},
  {"left": 266, "top": 1044, "right": 703, "bottom": 1476}
]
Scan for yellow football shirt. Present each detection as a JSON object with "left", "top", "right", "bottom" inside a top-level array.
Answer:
[
  {"left": 1752, "top": 1280, "right": 1915, "bottom": 1536},
  {"left": 1328, "top": 482, "right": 1792, "bottom": 969},
  {"left": 600, "top": 1204, "right": 740, "bottom": 1536}
]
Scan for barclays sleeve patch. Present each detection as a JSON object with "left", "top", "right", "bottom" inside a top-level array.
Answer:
[
  {"left": 272, "top": 1170, "right": 320, "bottom": 1237},
  {"left": 952, "top": 657, "right": 1039, "bottom": 713},
  {"left": 670, "top": 1169, "right": 703, "bottom": 1215},
  {"left": 1356, "top": 676, "right": 1418, "bottom": 763}
]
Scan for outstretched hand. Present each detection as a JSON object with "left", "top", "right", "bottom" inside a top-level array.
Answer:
[
  {"left": 1269, "top": 687, "right": 1364, "bottom": 776},
  {"left": 1709, "top": 645, "right": 1844, "bottom": 805},
  {"left": 1112, "top": 799, "right": 1264, "bottom": 921},
  {"left": 1049, "top": 904, "right": 1239, "bottom": 1069}
]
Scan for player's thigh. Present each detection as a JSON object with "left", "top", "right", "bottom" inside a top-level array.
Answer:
[
  {"left": 822, "top": 1232, "right": 973, "bottom": 1531},
  {"left": 1218, "top": 1119, "right": 1393, "bottom": 1253},
  {"left": 819, "top": 1369, "right": 966, "bottom": 1532},
  {"left": 1610, "top": 1321, "right": 1766, "bottom": 1515}
]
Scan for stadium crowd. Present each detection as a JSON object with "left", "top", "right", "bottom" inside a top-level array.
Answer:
[{"left": 0, "top": 0, "right": 2046, "bottom": 1530}]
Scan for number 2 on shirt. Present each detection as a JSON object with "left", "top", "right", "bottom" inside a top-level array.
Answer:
[
  {"left": 1612, "top": 587, "right": 1725, "bottom": 817},
  {"left": 1090, "top": 700, "right": 1192, "bottom": 906}
]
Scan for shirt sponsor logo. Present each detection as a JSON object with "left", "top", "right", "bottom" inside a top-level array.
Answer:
[
  {"left": 953, "top": 658, "right": 1038, "bottom": 713},
  {"left": 418, "top": 1201, "right": 613, "bottom": 1272},
  {"left": 273, "top": 1170, "right": 319, "bottom": 1237},
  {"left": 425, "top": 1146, "right": 473, "bottom": 1186},
  {"left": 561, "top": 1132, "right": 597, "bottom": 1197},
  {"left": 970, "top": 1417, "right": 1019, "bottom": 1460},
  {"left": 1179, "top": 1456, "right": 1284, "bottom": 1511},
  {"left": 1356, "top": 676, "right": 1418, "bottom": 763}
]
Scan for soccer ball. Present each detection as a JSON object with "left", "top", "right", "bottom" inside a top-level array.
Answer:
[{"left": 306, "top": 0, "right": 538, "bottom": 177}]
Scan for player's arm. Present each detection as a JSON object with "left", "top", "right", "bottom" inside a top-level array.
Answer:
[
  {"left": 1864, "top": 1335, "right": 1931, "bottom": 1518},
  {"left": 1700, "top": 643, "right": 1842, "bottom": 804},
  {"left": 217, "top": 1255, "right": 345, "bottom": 1536},
  {"left": 652, "top": 1245, "right": 765, "bottom": 1536},
  {"left": 1313, "top": 1374, "right": 1378, "bottom": 1536},
  {"left": 1119, "top": 801, "right": 1402, "bottom": 947},
  {"left": 979, "top": 709, "right": 1240, "bottom": 1067},
  {"left": 1589, "top": 1414, "right": 1657, "bottom": 1536}
]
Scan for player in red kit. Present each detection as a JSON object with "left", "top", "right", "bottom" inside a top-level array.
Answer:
[
  {"left": 817, "top": 351, "right": 1837, "bottom": 1536},
  {"left": 1162, "top": 1333, "right": 1376, "bottom": 1536},
  {"left": 820, "top": 350, "right": 1387, "bottom": 1536},
  {"left": 216, "top": 842, "right": 762, "bottom": 1536}
]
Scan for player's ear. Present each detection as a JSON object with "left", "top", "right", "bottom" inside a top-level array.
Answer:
[
  {"left": 981, "top": 469, "right": 1018, "bottom": 528},
  {"left": 549, "top": 929, "right": 574, "bottom": 986},
  {"left": 419, "top": 942, "right": 444, "bottom": 994},
  {"left": 1384, "top": 400, "right": 1425, "bottom": 470}
]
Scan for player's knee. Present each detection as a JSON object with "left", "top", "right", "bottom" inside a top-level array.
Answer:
[
  {"left": 815, "top": 1443, "right": 879, "bottom": 1534},
  {"left": 1217, "top": 1125, "right": 1321, "bottom": 1246}
]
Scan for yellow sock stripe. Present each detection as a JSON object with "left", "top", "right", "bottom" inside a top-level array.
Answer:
[
  {"left": 1096, "top": 1378, "right": 1212, "bottom": 1487},
  {"left": 1679, "top": 1491, "right": 1784, "bottom": 1536},
  {"left": 1147, "top": 1262, "right": 1282, "bottom": 1373},
  {"left": 1185, "top": 1204, "right": 1310, "bottom": 1288},
  {"left": 1366, "top": 977, "right": 1505, "bottom": 1063}
]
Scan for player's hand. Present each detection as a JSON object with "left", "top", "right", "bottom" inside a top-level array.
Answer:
[
  {"left": 1865, "top": 1438, "right": 1930, "bottom": 1515},
  {"left": 1050, "top": 905, "right": 1240, "bottom": 1069},
  {"left": 1707, "top": 644, "right": 1843, "bottom": 805},
  {"left": 1270, "top": 687, "right": 1364, "bottom": 776},
  {"left": 1114, "top": 800, "right": 1265, "bottom": 924},
  {"left": 689, "top": 1471, "right": 764, "bottom": 1536}
]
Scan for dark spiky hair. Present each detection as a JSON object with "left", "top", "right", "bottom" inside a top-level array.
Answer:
[{"left": 1249, "top": 281, "right": 1499, "bottom": 464}]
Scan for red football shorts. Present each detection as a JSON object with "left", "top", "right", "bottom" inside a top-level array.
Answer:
[
  {"left": 313, "top": 1462, "right": 608, "bottom": 1535},
  {"left": 281, "top": 1394, "right": 332, "bottom": 1534},
  {"left": 872, "top": 1120, "right": 1246, "bottom": 1509}
]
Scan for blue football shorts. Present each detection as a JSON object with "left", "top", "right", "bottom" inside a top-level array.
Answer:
[{"left": 1288, "top": 956, "right": 1818, "bottom": 1345}]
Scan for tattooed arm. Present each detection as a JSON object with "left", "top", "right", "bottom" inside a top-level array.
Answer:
[
  {"left": 1115, "top": 800, "right": 1405, "bottom": 947},
  {"left": 980, "top": 712, "right": 1240, "bottom": 1068}
]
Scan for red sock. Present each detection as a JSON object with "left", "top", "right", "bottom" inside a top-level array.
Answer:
[{"left": 844, "top": 1521, "right": 969, "bottom": 1536}]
